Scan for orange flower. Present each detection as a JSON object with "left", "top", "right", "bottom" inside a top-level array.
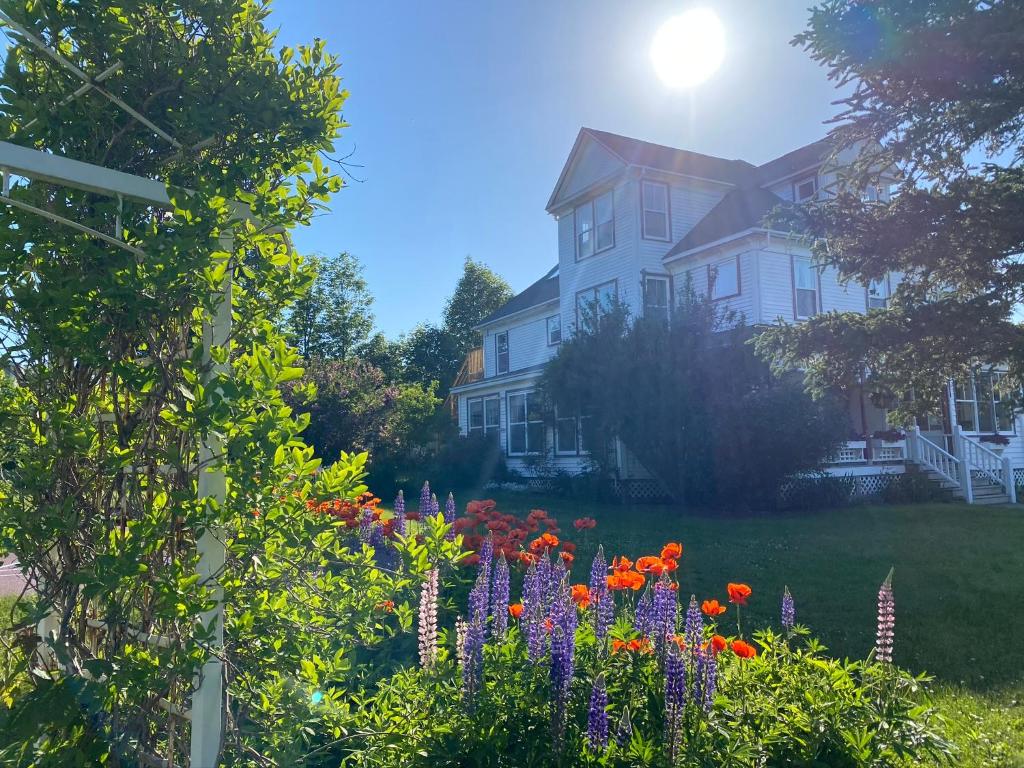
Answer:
[
  {"left": 376, "top": 600, "right": 394, "bottom": 612},
  {"left": 727, "top": 583, "right": 752, "bottom": 606},
  {"left": 573, "top": 517, "right": 597, "bottom": 530},
  {"left": 560, "top": 551, "right": 575, "bottom": 566},
  {"left": 662, "top": 558, "right": 678, "bottom": 573},
  {"left": 560, "top": 541, "right": 576, "bottom": 554},
  {"left": 611, "top": 556, "right": 634, "bottom": 573},
  {"left": 670, "top": 634, "right": 686, "bottom": 651},
  {"left": 571, "top": 584, "right": 591, "bottom": 607},
  {"left": 508, "top": 603, "right": 524, "bottom": 619},
  {"left": 611, "top": 639, "right": 628, "bottom": 654},
  {"left": 711, "top": 634, "right": 728, "bottom": 654},
  {"left": 661, "top": 542, "right": 682, "bottom": 560},
  {"left": 544, "top": 617, "right": 554, "bottom": 633},
  {"left": 612, "top": 638, "right": 651, "bottom": 654},
  {"left": 541, "top": 532, "right": 560, "bottom": 548},
  {"left": 608, "top": 570, "right": 645, "bottom": 591},
  {"left": 701, "top": 599, "right": 727, "bottom": 616},
  {"left": 635, "top": 556, "right": 665, "bottom": 574},
  {"left": 731, "top": 639, "right": 757, "bottom": 659}
]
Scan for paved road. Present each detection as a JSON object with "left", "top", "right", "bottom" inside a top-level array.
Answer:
[{"left": 0, "top": 554, "right": 28, "bottom": 597}]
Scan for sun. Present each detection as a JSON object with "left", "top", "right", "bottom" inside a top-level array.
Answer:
[{"left": 650, "top": 8, "right": 726, "bottom": 89}]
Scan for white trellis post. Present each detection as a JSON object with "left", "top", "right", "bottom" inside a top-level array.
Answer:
[{"left": 191, "top": 234, "right": 232, "bottom": 768}]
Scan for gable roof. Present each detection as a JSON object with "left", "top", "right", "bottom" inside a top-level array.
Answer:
[
  {"left": 477, "top": 266, "right": 559, "bottom": 328},
  {"left": 663, "top": 186, "right": 784, "bottom": 260},
  {"left": 755, "top": 137, "right": 836, "bottom": 185}
]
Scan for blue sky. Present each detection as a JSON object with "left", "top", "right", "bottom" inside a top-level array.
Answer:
[{"left": 270, "top": 1, "right": 842, "bottom": 338}]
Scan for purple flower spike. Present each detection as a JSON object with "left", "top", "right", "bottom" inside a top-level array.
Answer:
[
  {"left": 491, "top": 553, "right": 510, "bottom": 638},
  {"left": 653, "top": 579, "right": 678, "bottom": 651},
  {"left": 875, "top": 568, "right": 895, "bottom": 663},
  {"left": 664, "top": 642, "right": 686, "bottom": 762},
  {"left": 684, "top": 593, "right": 703, "bottom": 651},
  {"left": 393, "top": 490, "right": 406, "bottom": 537},
  {"left": 702, "top": 645, "right": 717, "bottom": 712},
  {"left": 634, "top": 585, "right": 654, "bottom": 638},
  {"left": 588, "top": 546, "right": 612, "bottom": 642},
  {"left": 548, "top": 579, "right": 577, "bottom": 750},
  {"left": 781, "top": 586, "right": 795, "bottom": 632},
  {"left": 586, "top": 674, "right": 609, "bottom": 750},
  {"left": 418, "top": 481, "right": 431, "bottom": 515},
  {"left": 418, "top": 568, "right": 439, "bottom": 669},
  {"left": 444, "top": 492, "right": 457, "bottom": 540},
  {"left": 615, "top": 707, "right": 633, "bottom": 749},
  {"left": 462, "top": 561, "right": 490, "bottom": 706}
]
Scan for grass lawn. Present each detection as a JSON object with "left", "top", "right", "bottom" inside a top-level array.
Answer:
[{"left": 476, "top": 493, "right": 1024, "bottom": 767}]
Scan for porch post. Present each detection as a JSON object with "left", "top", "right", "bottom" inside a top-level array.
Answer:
[
  {"left": 191, "top": 234, "right": 231, "bottom": 768},
  {"left": 955, "top": 425, "right": 974, "bottom": 503},
  {"left": 1002, "top": 454, "right": 1017, "bottom": 503}
]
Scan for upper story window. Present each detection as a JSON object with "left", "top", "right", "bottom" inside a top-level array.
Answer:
[
  {"left": 793, "top": 175, "right": 817, "bottom": 202},
  {"left": 641, "top": 180, "right": 670, "bottom": 241},
  {"left": 709, "top": 258, "right": 740, "bottom": 300},
  {"left": 575, "top": 280, "right": 617, "bottom": 332},
  {"left": 867, "top": 275, "right": 891, "bottom": 310},
  {"left": 643, "top": 276, "right": 670, "bottom": 323},
  {"left": 793, "top": 256, "right": 819, "bottom": 319},
  {"left": 546, "top": 314, "right": 562, "bottom": 346},
  {"left": 495, "top": 331, "right": 509, "bottom": 375},
  {"left": 575, "top": 190, "right": 614, "bottom": 259},
  {"left": 508, "top": 390, "right": 545, "bottom": 455},
  {"left": 468, "top": 396, "right": 500, "bottom": 440}
]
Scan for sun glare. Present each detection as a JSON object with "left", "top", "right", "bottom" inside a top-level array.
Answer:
[{"left": 650, "top": 8, "right": 725, "bottom": 89}]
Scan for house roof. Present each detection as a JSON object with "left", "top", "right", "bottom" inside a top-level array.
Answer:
[
  {"left": 755, "top": 137, "right": 836, "bottom": 185},
  {"left": 663, "top": 186, "right": 784, "bottom": 259},
  {"left": 585, "top": 128, "right": 755, "bottom": 185},
  {"left": 477, "top": 265, "right": 559, "bottom": 327}
]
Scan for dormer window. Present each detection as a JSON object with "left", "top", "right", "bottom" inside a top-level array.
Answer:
[
  {"left": 575, "top": 190, "right": 614, "bottom": 259},
  {"left": 641, "top": 181, "right": 670, "bottom": 240},
  {"left": 793, "top": 175, "right": 817, "bottom": 202}
]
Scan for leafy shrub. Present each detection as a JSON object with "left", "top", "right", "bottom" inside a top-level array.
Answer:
[
  {"left": 343, "top": 532, "right": 952, "bottom": 767},
  {"left": 879, "top": 472, "right": 951, "bottom": 505},
  {"left": 426, "top": 433, "right": 520, "bottom": 491},
  {"left": 777, "top": 475, "right": 857, "bottom": 510}
]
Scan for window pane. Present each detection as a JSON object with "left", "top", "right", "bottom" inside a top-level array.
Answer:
[
  {"left": 976, "top": 375, "right": 995, "bottom": 432},
  {"left": 527, "top": 422, "right": 545, "bottom": 454},
  {"left": 576, "top": 203, "right": 594, "bottom": 258},
  {"left": 468, "top": 400, "right": 483, "bottom": 430},
  {"left": 556, "top": 418, "right": 577, "bottom": 454},
  {"left": 868, "top": 277, "right": 889, "bottom": 309},
  {"left": 643, "top": 210, "right": 667, "bottom": 240},
  {"left": 794, "top": 258, "right": 816, "bottom": 290},
  {"left": 509, "top": 394, "right": 526, "bottom": 425},
  {"left": 526, "top": 393, "right": 543, "bottom": 423},
  {"left": 509, "top": 424, "right": 526, "bottom": 454},
  {"left": 643, "top": 182, "right": 667, "bottom": 213},
  {"left": 496, "top": 332, "right": 509, "bottom": 373},
  {"left": 597, "top": 282, "right": 616, "bottom": 311},
  {"left": 955, "top": 400, "right": 976, "bottom": 431},
  {"left": 796, "top": 289, "right": 817, "bottom": 318},
  {"left": 710, "top": 260, "right": 738, "bottom": 299},
  {"left": 547, "top": 315, "right": 561, "bottom": 345},
  {"left": 484, "top": 398, "right": 500, "bottom": 430}
]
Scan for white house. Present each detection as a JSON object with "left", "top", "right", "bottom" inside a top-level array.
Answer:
[{"left": 450, "top": 128, "right": 1020, "bottom": 504}]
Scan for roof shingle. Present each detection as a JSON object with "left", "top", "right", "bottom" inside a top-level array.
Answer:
[{"left": 477, "top": 266, "right": 559, "bottom": 327}]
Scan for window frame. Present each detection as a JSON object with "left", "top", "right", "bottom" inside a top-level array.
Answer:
[
  {"left": 507, "top": 389, "right": 545, "bottom": 456},
  {"left": 643, "top": 275, "right": 671, "bottom": 322},
  {"left": 546, "top": 314, "right": 562, "bottom": 346},
  {"left": 793, "top": 175, "right": 818, "bottom": 202},
  {"left": 640, "top": 180, "right": 671, "bottom": 241},
  {"left": 791, "top": 255, "right": 820, "bottom": 320},
  {"left": 866, "top": 274, "right": 891, "bottom": 310},
  {"left": 955, "top": 373, "right": 1017, "bottom": 435},
  {"left": 574, "top": 189, "right": 615, "bottom": 260},
  {"left": 554, "top": 408, "right": 591, "bottom": 457},
  {"left": 708, "top": 257, "right": 740, "bottom": 301},
  {"left": 574, "top": 279, "right": 618, "bottom": 332},
  {"left": 494, "top": 330, "right": 509, "bottom": 375},
  {"left": 467, "top": 395, "right": 500, "bottom": 439}
]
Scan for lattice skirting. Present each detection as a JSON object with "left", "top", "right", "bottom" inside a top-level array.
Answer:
[
  {"left": 1015, "top": 467, "right": 1024, "bottom": 488},
  {"left": 612, "top": 478, "right": 673, "bottom": 503}
]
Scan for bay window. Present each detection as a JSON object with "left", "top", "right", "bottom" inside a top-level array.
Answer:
[
  {"left": 575, "top": 190, "right": 614, "bottom": 259},
  {"left": 709, "top": 258, "right": 739, "bottom": 300},
  {"left": 575, "top": 280, "right": 617, "bottom": 332}
]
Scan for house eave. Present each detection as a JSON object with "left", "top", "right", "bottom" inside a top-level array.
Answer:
[
  {"left": 449, "top": 365, "right": 545, "bottom": 395},
  {"left": 662, "top": 228, "right": 800, "bottom": 265},
  {"left": 473, "top": 296, "right": 559, "bottom": 332}
]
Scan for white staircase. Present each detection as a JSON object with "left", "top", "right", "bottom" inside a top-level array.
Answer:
[{"left": 906, "top": 425, "right": 1017, "bottom": 505}]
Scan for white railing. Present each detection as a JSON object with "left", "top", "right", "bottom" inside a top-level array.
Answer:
[
  {"left": 955, "top": 425, "right": 1017, "bottom": 503},
  {"left": 907, "top": 426, "right": 962, "bottom": 490}
]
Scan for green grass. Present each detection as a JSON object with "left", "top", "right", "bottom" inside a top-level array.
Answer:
[{"left": 477, "top": 493, "right": 1024, "bottom": 766}]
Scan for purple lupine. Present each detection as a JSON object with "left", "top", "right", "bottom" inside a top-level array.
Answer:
[
  {"left": 358, "top": 508, "right": 373, "bottom": 542},
  {"left": 462, "top": 564, "right": 490, "bottom": 706},
  {"left": 664, "top": 641, "right": 687, "bottom": 762},
  {"left": 418, "top": 481, "right": 431, "bottom": 515},
  {"left": 393, "top": 490, "right": 406, "bottom": 537},
  {"left": 586, "top": 674, "right": 609, "bottom": 750},
  {"left": 684, "top": 593, "right": 703, "bottom": 651},
  {"left": 615, "top": 707, "right": 633, "bottom": 749},
  {"left": 477, "top": 537, "right": 494, "bottom": 634},
  {"left": 588, "top": 546, "right": 612, "bottom": 641},
  {"left": 875, "top": 568, "right": 895, "bottom": 663},
  {"left": 444, "top": 492, "right": 457, "bottom": 540},
  {"left": 634, "top": 585, "right": 655, "bottom": 638},
  {"left": 491, "top": 552, "right": 510, "bottom": 638},
  {"left": 702, "top": 645, "right": 717, "bottom": 713},
  {"left": 430, "top": 492, "right": 440, "bottom": 518},
  {"left": 522, "top": 560, "right": 546, "bottom": 662},
  {"left": 548, "top": 577, "right": 577, "bottom": 749},
  {"left": 653, "top": 579, "right": 678, "bottom": 651},
  {"left": 418, "top": 568, "right": 439, "bottom": 669},
  {"left": 781, "top": 586, "right": 795, "bottom": 633},
  {"left": 549, "top": 554, "right": 568, "bottom": 607}
]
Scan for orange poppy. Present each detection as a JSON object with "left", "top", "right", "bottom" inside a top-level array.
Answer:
[
  {"left": 611, "top": 639, "right": 628, "bottom": 654},
  {"left": 560, "top": 541, "right": 576, "bottom": 554},
  {"left": 560, "top": 551, "right": 575, "bottom": 566},
  {"left": 662, "top": 558, "right": 679, "bottom": 573},
  {"left": 608, "top": 570, "right": 645, "bottom": 591},
  {"left": 670, "top": 634, "right": 686, "bottom": 651},
  {"left": 611, "top": 556, "right": 634, "bottom": 573},
  {"left": 571, "top": 584, "right": 591, "bottom": 607},
  {"left": 661, "top": 542, "right": 682, "bottom": 560},
  {"left": 541, "top": 532, "right": 560, "bottom": 548},
  {"left": 727, "top": 583, "right": 752, "bottom": 606},
  {"left": 635, "top": 556, "right": 665, "bottom": 574},
  {"left": 376, "top": 600, "right": 395, "bottom": 612},
  {"left": 573, "top": 517, "right": 597, "bottom": 530},
  {"left": 711, "top": 634, "right": 728, "bottom": 654},
  {"left": 701, "top": 599, "right": 727, "bottom": 616},
  {"left": 509, "top": 603, "right": 524, "bottom": 619},
  {"left": 731, "top": 639, "right": 757, "bottom": 659}
]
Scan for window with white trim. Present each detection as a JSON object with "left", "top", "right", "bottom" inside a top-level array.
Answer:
[
  {"left": 866, "top": 275, "right": 891, "bottom": 309},
  {"left": 643, "top": 276, "right": 670, "bottom": 322},
  {"left": 641, "top": 180, "right": 670, "bottom": 240},
  {"left": 793, "top": 257, "right": 819, "bottom": 319},
  {"left": 575, "top": 190, "right": 614, "bottom": 259},
  {"left": 709, "top": 258, "right": 740, "bottom": 300},
  {"left": 793, "top": 176, "right": 817, "bottom": 202},
  {"left": 495, "top": 331, "right": 509, "bottom": 375},
  {"left": 956, "top": 373, "right": 1015, "bottom": 433},
  {"left": 508, "top": 390, "right": 544, "bottom": 455},
  {"left": 467, "top": 396, "right": 500, "bottom": 440},
  {"left": 575, "top": 281, "right": 617, "bottom": 332},
  {"left": 555, "top": 410, "right": 592, "bottom": 456},
  {"left": 546, "top": 314, "right": 561, "bottom": 345}
]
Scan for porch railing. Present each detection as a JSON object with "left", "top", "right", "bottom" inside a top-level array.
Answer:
[
  {"left": 906, "top": 425, "right": 1018, "bottom": 504},
  {"left": 906, "top": 426, "right": 962, "bottom": 490},
  {"left": 953, "top": 425, "right": 1017, "bottom": 503}
]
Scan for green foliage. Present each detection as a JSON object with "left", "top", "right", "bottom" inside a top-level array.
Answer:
[
  {"left": 427, "top": 433, "right": 517, "bottom": 492},
  {"left": 286, "top": 251, "right": 376, "bottom": 360},
  {"left": 756, "top": 0, "right": 1024, "bottom": 419},
  {"left": 542, "top": 294, "right": 848, "bottom": 509}
]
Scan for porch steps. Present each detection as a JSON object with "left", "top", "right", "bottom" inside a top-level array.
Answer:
[{"left": 908, "top": 465, "right": 1012, "bottom": 505}]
